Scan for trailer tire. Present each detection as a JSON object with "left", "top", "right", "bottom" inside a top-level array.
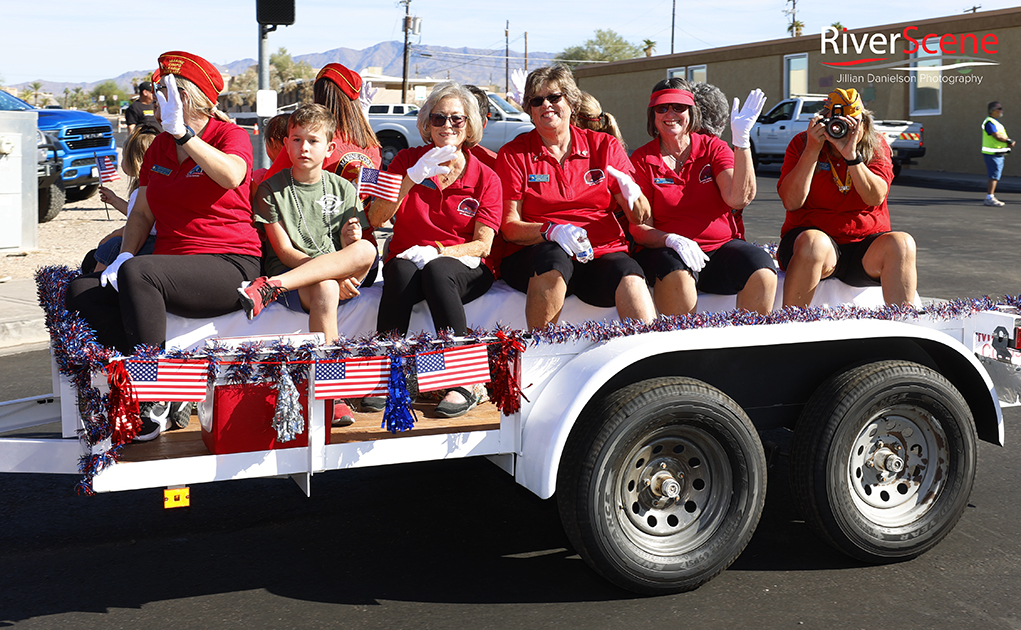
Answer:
[
  {"left": 558, "top": 377, "right": 767, "bottom": 594},
  {"left": 377, "top": 132, "right": 407, "bottom": 169},
  {"left": 789, "top": 360, "right": 977, "bottom": 563},
  {"left": 38, "top": 183, "right": 65, "bottom": 223}
]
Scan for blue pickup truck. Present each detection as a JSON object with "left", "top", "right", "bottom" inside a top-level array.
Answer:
[{"left": 0, "top": 90, "right": 118, "bottom": 222}]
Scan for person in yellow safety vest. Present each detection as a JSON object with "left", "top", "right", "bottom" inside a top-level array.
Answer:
[{"left": 982, "top": 101, "right": 1015, "bottom": 206}]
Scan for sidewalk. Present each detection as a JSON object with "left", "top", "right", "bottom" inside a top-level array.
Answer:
[{"left": 895, "top": 168, "right": 1021, "bottom": 194}]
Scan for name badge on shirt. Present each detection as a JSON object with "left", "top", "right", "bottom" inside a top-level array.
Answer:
[
  {"left": 654, "top": 177, "right": 675, "bottom": 185},
  {"left": 186, "top": 165, "right": 204, "bottom": 178},
  {"left": 150, "top": 165, "right": 172, "bottom": 176},
  {"left": 528, "top": 173, "right": 550, "bottom": 183},
  {"left": 419, "top": 178, "right": 438, "bottom": 190},
  {"left": 817, "top": 162, "right": 832, "bottom": 172}
]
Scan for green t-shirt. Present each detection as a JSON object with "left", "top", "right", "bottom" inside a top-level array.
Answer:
[{"left": 255, "top": 169, "right": 368, "bottom": 277}]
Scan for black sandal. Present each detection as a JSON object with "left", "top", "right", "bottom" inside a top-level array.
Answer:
[{"left": 433, "top": 386, "right": 477, "bottom": 418}]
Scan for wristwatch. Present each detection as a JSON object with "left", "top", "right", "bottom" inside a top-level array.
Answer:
[
  {"left": 845, "top": 154, "right": 863, "bottom": 166},
  {"left": 174, "top": 126, "right": 195, "bottom": 146}
]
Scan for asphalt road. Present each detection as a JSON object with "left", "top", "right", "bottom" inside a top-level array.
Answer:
[{"left": 1, "top": 175, "right": 1019, "bottom": 629}]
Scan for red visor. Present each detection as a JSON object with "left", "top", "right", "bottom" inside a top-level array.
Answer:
[{"left": 649, "top": 89, "right": 695, "bottom": 108}]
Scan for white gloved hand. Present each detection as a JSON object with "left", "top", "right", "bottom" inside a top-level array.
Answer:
[
  {"left": 547, "top": 223, "right": 593, "bottom": 263},
  {"left": 359, "top": 81, "right": 379, "bottom": 115},
  {"left": 730, "top": 88, "right": 767, "bottom": 149},
  {"left": 509, "top": 68, "right": 527, "bottom": 107},
  {"left": 397, "top": 245, "right": 440, "bottom": 270},
  {"left": 664, "top": 233, "right": 709, "bottom": 272},
  {"left": 455, "top": 255, "right": 481, "bottom": 269},
  {"left": 406, "top": 145, "right": 456, "bottom": 184},
  {"left": 155, "top": 73, "right": 187, "bottom": 138},
  {"left": 100, "top": 252, "right": 134, "bottom": 292},
  {"left": 606, "top": 165, "right": 641, "bottom": 211}
]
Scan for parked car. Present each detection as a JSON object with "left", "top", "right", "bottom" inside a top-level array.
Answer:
[{"left": 365, "top": 103, "right": 419, "bottom": 116}]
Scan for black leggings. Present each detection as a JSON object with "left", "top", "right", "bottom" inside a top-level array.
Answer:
[
  {"left": 377, "top": 256, "right": 494, "bottom": 335},
  {"left": 65, "top": 253, "right": 261, "bottom": 355}
]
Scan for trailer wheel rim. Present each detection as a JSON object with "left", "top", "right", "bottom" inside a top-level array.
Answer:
[
  {"left": 616, "top": 424, "right": 732, "bottom": 554},
  {"left": 845, "top": 404, "right": 949, "bottom": 527}
]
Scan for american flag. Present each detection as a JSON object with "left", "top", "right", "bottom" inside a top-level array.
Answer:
[
  {"left": 124, "top": 358, "right": 207, "bottom": 401},
  {"left": 358, "top": 167, "right": 402, "bottom": 202},
  {"left": 97, "top": 155, "right": 120, "bottom": 183},
  {"left": 415, "top": 344, "right": 491, "bottom": 393},
  {"left": 314, "top": 356, "right": 390, "bottom": 399}
]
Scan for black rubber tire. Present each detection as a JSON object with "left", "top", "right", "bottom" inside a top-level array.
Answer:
[
  {"left": 557, "top": 377, "right": 767, "bottom": 594},
  {"left": 377, "top": 133, "right": 408, "bottom": 169},
  {"left": 789, "top": 360, "right": 977, "bottom": 563},
  {"left": 65, "top": 183, "right": 99, "bottom": 203},
  {"left": 38, "top": 183, "right": 65, "bottom": 223},
  {"left": 892, "top": 162, "right": 903, "bottom": 179}
]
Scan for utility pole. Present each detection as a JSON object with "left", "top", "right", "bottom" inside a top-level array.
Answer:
[
  {"left": 401, "top": 0, "right": 411, "bottom": 104},
  {"left": 505, "top": 21, "right": 510, "bottom": 94},
  {"left": 671, "top": 0, "right": 676, "bottom": 54},
  {"left": 525, "top": 32, "right": 529, "bottom": 71}
]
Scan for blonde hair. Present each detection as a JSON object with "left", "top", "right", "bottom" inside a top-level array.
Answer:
[
  {"left": 174, "top": 75, "right": 217, "bottom": 119},
  {"left": 523, "top": 65, "right": 583, "bottom": 117},
  {"left": 123, "top": 124, "right": 159, "bottom": 192},
  {"left": 574, "top": 92, "right": 626, "bottom": 150},
  {"left": 417, "top": 82, "right": 484, "bottom": 148},
  {"left": 822, "top": 105, "right": 883, "bottom": 165}
]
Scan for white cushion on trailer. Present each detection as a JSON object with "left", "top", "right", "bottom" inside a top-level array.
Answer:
[{"left": 165, "top": 274, "right": 894, "bottom": 353}]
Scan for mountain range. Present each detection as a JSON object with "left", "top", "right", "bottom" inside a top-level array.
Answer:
[{"left": 11, "top": 41, "right": 558, "bottom": 95}]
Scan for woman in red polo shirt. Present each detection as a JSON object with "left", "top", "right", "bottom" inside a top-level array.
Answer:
[
  {"left": 629, "top": 77, "right": 776, "bottom": 315},
  {"left": 497, "top": 65, "right": 656, "bottom": 330},
  {"left": 777, "top": 88, "right": 916, "bottom": 307},
  {"left": 366, "top": 82, "right": 502, "bottom": 418},
  {"left": 65, "top": 51, "right": 262, "bottom": 440}
]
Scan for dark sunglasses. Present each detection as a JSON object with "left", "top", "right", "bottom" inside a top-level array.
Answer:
[
  {"left": 429, "top": 113, "right": 467, "bottom": 128},
  {"left": 529, "top": 93, "right": 565, "bottom": 108},
  {"left": 654, "top": 103, "right": 689, "bottom": 115}
]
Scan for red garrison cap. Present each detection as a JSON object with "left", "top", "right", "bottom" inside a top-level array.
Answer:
[
  {"left": 316, "top": 63, "right": 362, "bottom": 100},
  {"left": 157, "top": 51, "right": 224, "bottom": 103},
  {"left": 648, "top": 89, "right": 696, "bottom": 108}
]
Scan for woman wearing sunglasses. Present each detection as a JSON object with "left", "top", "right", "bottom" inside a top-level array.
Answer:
[
  {"left": 497, "top": 65, "right": 656, "bottom": 330},
  {"left": 629, "top": 78, "right": 776, "bottom": 316},
  {"left": 366, "top": 82, "right": 502, "bottom": 418}
]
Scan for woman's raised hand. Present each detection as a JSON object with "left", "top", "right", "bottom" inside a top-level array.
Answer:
[
  {"left": 156, "top": 74, "right": 186, "bottom": 137},
  {"left": 730, "top": 89, "right": 767, "bottom": 149},
  {"left": 407, "top": 145, "right": 457, "bottom": 184}
]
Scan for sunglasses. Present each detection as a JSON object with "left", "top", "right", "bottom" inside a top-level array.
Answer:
[
  {"left": 529, "top": 93, "right": 565, "bottom": 108},
  {"left": 654, "top": 103, "right": 689, "bottom": 115},
  {"left": 429, "top": 113, "right": 467, "bottom": 128}
]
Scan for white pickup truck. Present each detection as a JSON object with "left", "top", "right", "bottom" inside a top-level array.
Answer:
[
  {"left": 0, "top": 267, "right": 1014, "bottom": 595},
  {"left": 751, "top": 96, "right": 925, "bottom": 177},
  {"left": 369, "top": 92, "right": 533, "bottom": 167}
]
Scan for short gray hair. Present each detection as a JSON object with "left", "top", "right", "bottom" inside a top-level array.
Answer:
[
  {"left": 416, "top": 82, "right": 484, "bottom": 148},
  {"left": 691, "top": 82, "right": 729, "bottom": 138}
]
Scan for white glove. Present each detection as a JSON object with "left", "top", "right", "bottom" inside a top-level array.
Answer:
[
  {"left": 407, "top": 145, "right": 456, "bottom": 184},
  {"left": 100, "top": 252, "right": 134, "bottom": 292},
  {"left": 455, "top": 255, "right": 481, "bottom": 269},
  {"left": 155, "top": 73, "right": 187, "bottom": 138},
  {"left": 397, "top": 245, "right": 440, "bottom": 270},
  {"left": 547, "top": 223, "right": 593, "bottom": 263},
  {"left": 730, "top": 88, "right": 766, "bottom": 149},
  {"left": 606, "top": 165, "right": 641, "bottom": 212},
  {"left": 359, "top": 81, "right": 379, "bottom": 115},
  {"left": 664, "top": 233, "right": 709, "bottom": 272},
  {"left": 509, "top": 69, "right": 527, "bottom": 107}
]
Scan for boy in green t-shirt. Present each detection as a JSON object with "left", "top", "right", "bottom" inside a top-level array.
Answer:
[{"left": 239, "top": 103, "right": 377, "bottom": 349}]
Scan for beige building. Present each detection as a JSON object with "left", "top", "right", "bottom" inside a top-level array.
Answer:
[{"left": 575, "top": 7, "right": 1021, "bottom": 177}]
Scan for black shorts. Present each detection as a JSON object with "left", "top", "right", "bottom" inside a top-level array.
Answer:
[
  {"left": 634, "top": 239, "right": 776, "bottom": 295},
  {"left": 500, "top": 241, "right": 645, "bottom": 308},
  {"left": 777, "top": 227, "right": 885, "bottom": 287}
]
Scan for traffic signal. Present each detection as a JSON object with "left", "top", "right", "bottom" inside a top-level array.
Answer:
[{"left": 257, "top": 0, "right": 295, "bottom": 26}]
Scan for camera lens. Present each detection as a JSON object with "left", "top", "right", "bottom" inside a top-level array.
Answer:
[{"left": 826, "top": 118, "right": 848, "bottom": 139}]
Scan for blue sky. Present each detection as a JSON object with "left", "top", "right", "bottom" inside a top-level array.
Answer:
[{"left": 2, "top": 0, "right": 1015, "bottom": 84}]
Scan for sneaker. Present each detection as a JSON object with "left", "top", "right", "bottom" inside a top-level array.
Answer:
[
  {"left": 984, "top": 196, "right": 1005, "bottom": 206},
  {"left": 135, "top": 401, "right": 169, "bottom": 442},
  {"left": 332, "top": 400, "right": 355, "bottom": 427},
  {"left": 434, "top": 385, "right": 478, "bottom": 419},
  {"left": 237, "top": 276, "right": 288, "bottom": 320},
  {"left": 360, "top": 396, "right": 386, "bottom": 413},
  {"left": 168, "top": 401, "right": 192, "bottom": 429}
]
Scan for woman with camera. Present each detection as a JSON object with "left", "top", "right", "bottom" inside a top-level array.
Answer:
[{"left": 777, "top": 88, "right": 916, "bottom": 308}]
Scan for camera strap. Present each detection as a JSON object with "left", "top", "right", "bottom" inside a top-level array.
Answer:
[{"left": 826, "top": 155, "right": 853, "bottom": 195}]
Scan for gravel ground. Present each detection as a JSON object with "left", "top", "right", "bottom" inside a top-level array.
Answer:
[{"left": 1, "top": 147, "right": 130, "bottom": 281}]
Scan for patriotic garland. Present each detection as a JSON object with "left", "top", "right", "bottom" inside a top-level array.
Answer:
[{"left": 36, "top": 264, "right": 1021, "bottom": 493}]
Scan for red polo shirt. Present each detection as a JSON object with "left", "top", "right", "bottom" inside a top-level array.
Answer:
[
  {"left": 778, "top": 131, "right": 894, "bottom": 244},
  {"left": 496, "top": 126, "right": 630, "bottom": 259},
  {"left": 386, "top": 145, "right": 503, "bottom": 270},
  {"left": 139, "top": 118, "right": 261, "bottom": 257},
  {"left": 630, "top": 134, "right": 737, "bottom": 251}
]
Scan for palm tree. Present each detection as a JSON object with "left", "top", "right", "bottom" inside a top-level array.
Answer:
[
  {"left": 27, "top": 81, "right": 43, "bottom": 106},
  {"left": 63, "top": 88, "right": 70, "bottom": 109},
  {"left": 788, "top": 20, "right": 805, "bottom": 37},
  {"left": 71, "top": 87, "right": 84, "bottom": 110},
  {"left": 831, "top": 22, "right": 844, "bottom": 31},
  {"left": 643, "top": 39, "right": 657, "bottom": 58}
]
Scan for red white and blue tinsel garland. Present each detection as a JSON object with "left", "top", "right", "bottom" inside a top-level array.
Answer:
[{"left": 36, "top": 264, "right": 1020, "bottom": 494}]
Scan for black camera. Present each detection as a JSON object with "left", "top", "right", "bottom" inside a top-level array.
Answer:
[{"left": 821, "top": 103, "right": 849, "bottom": 139}]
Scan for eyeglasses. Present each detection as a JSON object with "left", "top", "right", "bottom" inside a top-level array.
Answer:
[
  {"left": 529, "top": 93, "right": 565, "bottom": 108},
  {"left": 654, "top": 103, "right": 689, "bottom": 115},
  {"left": 429, "top": 113, "right": 467, "bottom": 128}
]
